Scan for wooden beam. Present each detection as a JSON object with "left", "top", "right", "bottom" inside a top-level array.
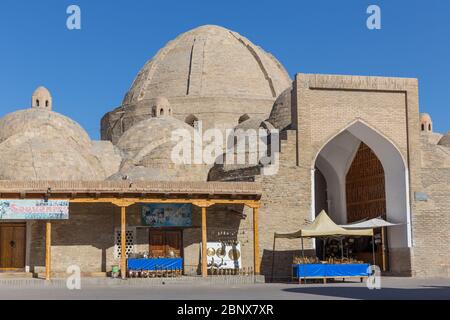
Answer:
[
  {"left": 201, "top": 206, "right": 208, "bottom": 278},
  {"left": 69, "top": 198, "right": 259, "bottom": 207},
  {"left": 120, "top": 206, "right": 127, "bottom": 279},
  {"left": 45, "top": 221, "right": 51, "bottom": 281},
  {"left": 253, "top": 206, "right": 260, "bottom": 275}
]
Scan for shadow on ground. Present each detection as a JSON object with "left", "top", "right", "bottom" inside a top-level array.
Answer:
[{"left": 282, "top": 285, "right": 450, "bottom": 300}]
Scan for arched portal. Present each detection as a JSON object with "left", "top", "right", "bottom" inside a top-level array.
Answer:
[{"left": 312, "top": 121, "right": 411, "bottom": 271}]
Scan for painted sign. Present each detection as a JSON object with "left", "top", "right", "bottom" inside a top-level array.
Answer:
[
  {"left": 0, "top": 200, "right": 69, "bottom": 220},
  {"left": 141, "top": 203, "right": 192, "bottom": 227},
  {"left": 206, "top": 242, "right": 242, "bottom": 270}
]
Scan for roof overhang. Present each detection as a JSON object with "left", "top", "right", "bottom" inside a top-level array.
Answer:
[{"left": 0, "top": 181, "right": 262, "bottom": 207}]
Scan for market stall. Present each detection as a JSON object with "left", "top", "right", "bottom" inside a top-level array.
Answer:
[
  {"left": 272, "top": 210, "right": 374, "bottom": 284},
  {"left": 127, "top": 257, "right": 183, "bottom": 278}
]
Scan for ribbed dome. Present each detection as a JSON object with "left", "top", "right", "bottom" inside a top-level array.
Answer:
[
  {"left": 438, "top": 132, "right": 450, "bottom": 147},
  {"left": 117, "top": 116, "right": 194, "bottom": 158},
  {"left": 123, "top": 25, "right": 291, "bottom": 104},
  {"left": 114, "top": 116, "right": 210, "bottom": 181},
  {"left": 0, "top": 108, "right": 107, "bottom": 180},
  {"left": 0, "top": 109, "right": 91, "bottom": 149},
  {"left": 268, "top": 87, "right": 292, "bottom": 131},
  {"left": 101, "top": 25, "right": 292, "bottom": 144}
]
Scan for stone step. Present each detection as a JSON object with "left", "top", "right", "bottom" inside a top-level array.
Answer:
[{"left": 0, "top": 272, "right": 33, "bottom": 279}]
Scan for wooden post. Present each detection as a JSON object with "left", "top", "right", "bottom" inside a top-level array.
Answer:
[
  {"left": 253, "top": 206, "right": 260, "bottom": 275},
  {"left": 381, "top": 227, "right": 387, "bottom": 272},
  {"left": 372, "top": 235, "right": 376, "bottom": 266},
  {"left": 121, "top": 206, "right": 127, "bottom": 279},
  {"left": 45, "top": 221, "right": 51, "bottom": 281},
  {"left": 201, "top": 206, "right": 208, "bottom": 278}
]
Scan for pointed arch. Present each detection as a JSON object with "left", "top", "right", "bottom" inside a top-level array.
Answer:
[{"left": 312, "top": 120, "right": 412, "bottom": 251}]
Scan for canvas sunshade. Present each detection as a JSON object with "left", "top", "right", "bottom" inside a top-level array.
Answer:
[
  {"left": 274, "top": 210, "right": 373, "bottom": 239},
  {"left": 340, "top": 217, "right": 400, "bottom": 229}
]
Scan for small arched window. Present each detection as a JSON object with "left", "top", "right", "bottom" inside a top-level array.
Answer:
[
  {"left": 36, "top": 99, "right": 40, "bottom": 107},
  {"left": 428, "top": 124, "right": 432, "bottom": 131},
  {"left": 160, "top": 108, "right": 164, "bottom": 116},
  {"left": 185, "top": 114, "right": 198, "bottom": 127},
  {"left": 238, "top": 114, "right": 250, "bottom": 124},
  {"left": 45, "top": 100, "right": 49, "bottom": 107},
  {"left": 421, "top": 124, "right": 425, "bottom": 131}
]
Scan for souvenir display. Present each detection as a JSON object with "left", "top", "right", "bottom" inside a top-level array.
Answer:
[{"left": 206, "top": 242, "right": 242, "bottom": 270}]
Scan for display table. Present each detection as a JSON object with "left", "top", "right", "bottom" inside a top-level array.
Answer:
[
  {"left": 127, "top": 258, "right": 183, "bottom": 271},
  {"left": 292, "top": 263, "right": 370, "bottom": 283}
]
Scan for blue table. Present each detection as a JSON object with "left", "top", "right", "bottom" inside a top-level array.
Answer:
[
  {"left": 293, "top": 264, "right": 370, "bottom": 283},
  {"left": 128, "top": 258, "right": 183, "bottom": 271}
]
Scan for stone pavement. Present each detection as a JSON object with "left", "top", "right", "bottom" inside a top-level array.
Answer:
[{"left": 0, "top": 277, "right": 449, "bottom": 300}]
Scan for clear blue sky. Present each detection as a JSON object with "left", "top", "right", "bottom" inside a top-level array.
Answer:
[{"left": 0, "top": 0, "right": 449, "bottom": 139}]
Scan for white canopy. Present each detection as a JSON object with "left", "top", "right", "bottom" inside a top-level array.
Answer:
[
  {"left": 340, "top": 217, "right": 400, "bottom": 229},
  {"left": 274, "top": 210, "right": 373, "bottom": 239}
]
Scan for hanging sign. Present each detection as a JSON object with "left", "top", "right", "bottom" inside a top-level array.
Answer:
[
  {"left": 0, "top": 200, "right": 69, "bottom": 220},
  {"left": 141, "top": 203, "right": 192, "bottom": 227}
]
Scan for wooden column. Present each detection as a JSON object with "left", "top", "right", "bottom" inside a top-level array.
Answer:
[
  {"left": 120, "top": 206, "right": 127, "bottom": 279},
  {"left": 253, "top": 206, "right": 260, "bottom": 275},
  {"left": 45, "top": 221, "right": 52, "bottom": 281},
  {"left": 201, "top": 206, "right": 208, "bottom": 278}
]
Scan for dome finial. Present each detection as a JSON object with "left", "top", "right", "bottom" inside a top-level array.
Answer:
[
  {"left": 32, "top": 86, "right": 52, "bottom": 111},
  {"left": 151, "top": 96, "right": 172, "bottom": 118},
  {"left": 420, "top": 113, "right": 432, "bottom": 133}
]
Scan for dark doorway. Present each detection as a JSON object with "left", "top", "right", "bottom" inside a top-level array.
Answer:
[
  {"left": 149, "top": 230, "right": 183, "bottom": 258},
  {"left": 345, "top": 142, "right": 389, "bottom": 270}
]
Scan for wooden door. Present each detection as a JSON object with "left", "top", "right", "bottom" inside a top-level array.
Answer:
[
  {"left": 149, "top": 230, "right": 182, "bottom": 258},
  {"left": 149, "top": 231, "right": 165, "bottom": 258},
  {"left": 165, "top": 231, "right": 182, "bottom": 257},
  {"left": 0, "top": 224, "right": 26, "bottom": 270}
]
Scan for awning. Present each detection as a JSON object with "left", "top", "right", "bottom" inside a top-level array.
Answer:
[
  {"left": 274, "top": 210, "right": 373, "bottom": 239},
  {"left": 340, "top": 217, "right": 400, "bottom": 229}
]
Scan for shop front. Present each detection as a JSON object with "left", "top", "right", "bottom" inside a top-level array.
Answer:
[{"left": 0, "top": 181, "right": 262, "bottom": 280}]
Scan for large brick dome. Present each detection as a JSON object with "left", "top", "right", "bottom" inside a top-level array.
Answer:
[
  {"left": 101, "top": 25, "right": 291, "bottom": 144},
  {"left": 123, "top": 25, "right": 291, "bottom": 104}
]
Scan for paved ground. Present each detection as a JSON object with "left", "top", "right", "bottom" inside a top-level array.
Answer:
[{"left": 0, "top": 277, "right": 449, "bottom": 300}]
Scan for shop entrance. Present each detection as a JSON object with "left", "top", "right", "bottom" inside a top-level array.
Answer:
[
  {"left": 313, "top": 121, "right": 411, "bottom": 272},
  {"left": 0, "top": 223, "right": 26, "bottom": 270},
  {"left": 149, "top": 230, "right": 183, "bottom": 258}
]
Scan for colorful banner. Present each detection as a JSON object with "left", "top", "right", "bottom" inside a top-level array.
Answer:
[
  {"left": 0, "top": 200, "right": 69, "bottom": 220},
  {"left": 141, "top": 203, "right": 192, "bottom": 227}
]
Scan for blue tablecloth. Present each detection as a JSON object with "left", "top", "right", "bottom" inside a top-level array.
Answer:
[
  {"left": 128, "top": 258, "right": 183, "bottom": 271},
  {"left": 293, "top": 264, "right": 370, "bottom": 278}
]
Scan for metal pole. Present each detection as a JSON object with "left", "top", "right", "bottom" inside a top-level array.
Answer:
[
  {"left": 372, "top": 235, "right": 376, "bottom": 266},
  {"left": 340, "top": 238, "right": 344, "bottom": 259},
  {"left": 301, "top": 237, "right": 305, "bottom": 259},
  {"left": 271, "top": 236, "right": 276, "bottom": 282}
]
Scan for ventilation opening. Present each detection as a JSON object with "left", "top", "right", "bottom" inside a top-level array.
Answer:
[
  {"left": 238, "top": 114, "right": 250, "bottom": 124},
  {"left": 114, "top": 227, "right": 136, "bottom": 259},
  {"left": 185, "top": 114, "right": 198, "bottom": 127}
]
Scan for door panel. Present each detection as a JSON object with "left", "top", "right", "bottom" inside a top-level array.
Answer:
[
  {"left": 149, "top": 231, "right": 165, "bottom": 258},
  {"left": 12, "top": 226, "right": 26, "bottom": 268},
  {"left": 149, "top": 230, "right": 182, "bottom": 258},
  {"left": 165, "top": 231, "right": 182, "bottom": 257},
  {"left": 0, "top": 224, "right": 26, "bottom": 269}
]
